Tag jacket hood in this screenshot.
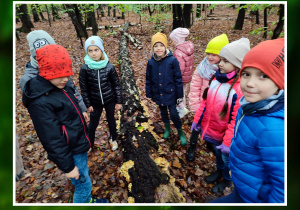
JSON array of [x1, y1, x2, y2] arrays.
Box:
[[176, 41, 194, 56], [22, 75, 56, 107]]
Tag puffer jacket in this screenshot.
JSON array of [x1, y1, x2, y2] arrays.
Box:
[[188, 72, 209, 113], [22, 75, 91, 173], [79, 63, 122, 108], [193, 72, 243, 147], [230, 104, 284, 203], [146, 50, 183, 106], [173, 41, 194, 84], [20, 61, 87, 112]]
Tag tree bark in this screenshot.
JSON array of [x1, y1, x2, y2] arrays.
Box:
[[99, 4, 105, 17], [272, 4, 284, 39], [148, 4, 155, 17], [118, 21, 185, 203], [233, 4, 246, 30], [255, 10, 259, 24], [196, 4, 201, 18], [31, 4, 40, 22], [172, 4, 183, 30], [183, 4, 192, 28], [36, 4, 46, 20], [113, 5, 116, 18], [51, 4, 61, 21], [45, 4, 51, 27], [17, 4, 33, 33], [263, 6, 268, 39], [108, 5, 111, 16], [86, 4, 98, 35]]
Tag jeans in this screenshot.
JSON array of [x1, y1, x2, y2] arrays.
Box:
[[159, 104, 182, 129], [70, 152, 92, 203], [89, 102, 117, 146], [210, 189, 245, 203], [214, 144, 231, 180]]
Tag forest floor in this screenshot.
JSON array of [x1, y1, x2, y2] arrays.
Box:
[[15, 5, 280, 203]]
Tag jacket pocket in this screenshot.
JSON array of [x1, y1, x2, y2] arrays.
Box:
[[62, 125, 69, 144]]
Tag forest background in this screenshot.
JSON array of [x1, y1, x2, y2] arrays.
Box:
[[0, 0, 298, 210]]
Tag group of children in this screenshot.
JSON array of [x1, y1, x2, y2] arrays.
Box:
[[19, 28, 284, 203]]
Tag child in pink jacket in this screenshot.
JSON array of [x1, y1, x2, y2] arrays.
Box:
[[188, 34, 229, 113], [170, 28, 194, 118]]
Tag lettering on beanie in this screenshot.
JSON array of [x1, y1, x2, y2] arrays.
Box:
[[272, 47, 284, 69]]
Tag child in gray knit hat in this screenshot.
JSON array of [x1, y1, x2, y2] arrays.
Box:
[[187, 38, 250, 193], [19, 30, 89, 123]]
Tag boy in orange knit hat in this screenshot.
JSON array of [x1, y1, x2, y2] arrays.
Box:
[[211, 38, 285, 203], [146, 32, 187, 145], [22, 44, 109, 203]]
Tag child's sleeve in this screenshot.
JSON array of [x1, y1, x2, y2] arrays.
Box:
[[108, 65, 123, 104], [193, 97, 206, 125], [28, 103, 75, 173], [79, 65, 91, 108], [68, 77, 87, 112], [145, 61, 153, 99], [173, 50, 186, 75], [19, 62, 38, 92], [172, 58, 183, 99], [259, 126, 284, 202], [188, 71, 204, 113]]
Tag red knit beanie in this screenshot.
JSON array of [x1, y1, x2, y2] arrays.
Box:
[[37, 44, 73, 80], [241, 38, 284, 89]]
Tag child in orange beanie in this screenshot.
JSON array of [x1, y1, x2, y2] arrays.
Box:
[[211, 38, 285, 203], [22, 44, 109, 203], [146, 32, 187, 145]]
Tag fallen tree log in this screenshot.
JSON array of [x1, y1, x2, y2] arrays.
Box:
[[117, 21, 185, 203], [123, 32, 142, 50], [86, 23, 140, 31]]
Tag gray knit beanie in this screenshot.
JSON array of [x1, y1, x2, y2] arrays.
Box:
[[27, 30, 56, 58], [219, 38, 250, 69]]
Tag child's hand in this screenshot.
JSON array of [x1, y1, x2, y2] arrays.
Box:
[[115, 104, 122, 111], [216, 143, 230, 154], [87, 106, 94, 113], [65, 166, 80, 180], [83, 112, 89, 123]]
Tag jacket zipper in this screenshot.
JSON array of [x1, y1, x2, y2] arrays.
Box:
[[201, 83, 222, 139], [62, 89, 91, 148], [62, 125, 69, 144], [98, 70, 104, 105]]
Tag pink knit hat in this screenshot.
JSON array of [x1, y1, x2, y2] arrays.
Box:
[[170, 28, 190, 44]]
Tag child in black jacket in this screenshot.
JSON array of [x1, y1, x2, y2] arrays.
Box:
[[22, 44, 108, 203]]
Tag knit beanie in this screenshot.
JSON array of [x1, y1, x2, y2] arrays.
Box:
[[151, 32, 168, 48], [27, 30, 56, 58], [219, 38, 250, 69], [85, 36, 105, 53], [37, 44, 73, 80], [205, 34, 229, 55], [170, 27, 190, 44], [241, 38, 284, 89]]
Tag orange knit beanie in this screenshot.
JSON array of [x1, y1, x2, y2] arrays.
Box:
[[151, 32, 168, 48]]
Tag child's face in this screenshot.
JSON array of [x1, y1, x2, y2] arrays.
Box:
[[87, 45, 103, 61], [153, 42, 166, 58], [206, 53, 220, 65], [240, 67, 279, 103], [49, 76, 69, 89], [170, 39, 178, 48], [219, 57, 236, 74]]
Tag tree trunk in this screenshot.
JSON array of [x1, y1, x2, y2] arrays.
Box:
[[100, 4, 105, 17], [17, 4, 33, 33], [255, 10, 259, 24], [31, 4, 40, 22], [233, 4, 246, 30], [272, 4, 284, 39], [118, 21, 185, 203], [183, 4, 192, 28], [196, 4, 201, 18], [86, 4, 98, 35], [45, 4, 51, 27], [113, 5, 116, 18], [263, 6, 268, 39], [37, 4, 46, 20], [108, 5, 111, 16], [148, 4, 155, 17], [172, 4, 183, 30], [202, 4, 205, 11]]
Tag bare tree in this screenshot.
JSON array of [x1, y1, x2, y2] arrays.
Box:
[[31, 4, 40, 22], [17, 4, 34, 33], [272, 4, 284, 39], [233, 4, 246, 30]]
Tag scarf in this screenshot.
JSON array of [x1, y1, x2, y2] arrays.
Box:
[[215, 69, 237, 83], [153, 49, 169, 61], [84, 52, 109, 70], [197, 57, 219, 80], [239, 89, 284, 114]]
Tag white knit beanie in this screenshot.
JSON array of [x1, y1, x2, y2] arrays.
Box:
[[219, 38, 250, 69]]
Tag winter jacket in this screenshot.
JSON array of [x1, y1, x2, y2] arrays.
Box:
[[188, 72, 209, 113], [146, 50, 183, 106], [79, 62, 122, 108], [22, 75, 91, 173], [20, 61, 87, 112], [173, 41, 194, 84], [193, 71, 243, 147], [230, 103, 284, 203]]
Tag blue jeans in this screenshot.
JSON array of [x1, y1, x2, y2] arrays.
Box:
[[210, 189, 245, 203], [159, 104, 182, 129], [70, 152, 92, 203], [214, 144, 231, 181]]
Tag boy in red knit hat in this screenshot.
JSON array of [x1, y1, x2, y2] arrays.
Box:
[[211, 38, 285, 203], [22, 44, 109, 203]]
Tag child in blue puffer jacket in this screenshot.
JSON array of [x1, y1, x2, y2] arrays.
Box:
[[146, 32, 187, 145], [211, 38, 285, 203]]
